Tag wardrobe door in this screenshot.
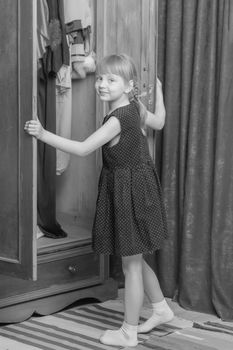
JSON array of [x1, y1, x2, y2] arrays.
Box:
[[96, 0, 158, 160], [0, 0, 37, 279]]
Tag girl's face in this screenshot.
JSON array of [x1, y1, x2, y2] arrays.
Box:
[[95, 73, 130, 104]]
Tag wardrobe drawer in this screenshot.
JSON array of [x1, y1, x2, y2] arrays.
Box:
[[38, 251, 102, 286]]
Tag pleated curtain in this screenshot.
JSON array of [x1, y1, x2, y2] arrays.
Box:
[[156, 0, 233, 321]]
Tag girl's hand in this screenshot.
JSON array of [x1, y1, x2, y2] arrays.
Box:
[[155, 77, 165, 112], [157, 77, 162, 88], [24, 118, 44, 140], [156, 78, 163, 103]]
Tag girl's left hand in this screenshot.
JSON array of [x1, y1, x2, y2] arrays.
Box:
[[24, 118, 44, 140]]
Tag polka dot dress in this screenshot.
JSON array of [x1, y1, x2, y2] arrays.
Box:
[[92, 101, 168, 256]]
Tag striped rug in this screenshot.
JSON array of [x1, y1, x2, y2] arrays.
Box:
[[0, 300, 188, 350], [1, 299, 232, 350]]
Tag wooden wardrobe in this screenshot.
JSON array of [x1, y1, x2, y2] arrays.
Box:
[[0, 0, 157, 323]]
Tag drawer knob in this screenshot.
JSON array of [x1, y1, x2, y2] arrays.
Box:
[[68, 265, 78, 274]]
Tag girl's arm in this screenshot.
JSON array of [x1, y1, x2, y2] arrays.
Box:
[[145, 78, 166, 130], [24, 117, 121, 157]]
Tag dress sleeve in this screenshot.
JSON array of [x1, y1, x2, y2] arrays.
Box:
[[109, 105, 130, 133]]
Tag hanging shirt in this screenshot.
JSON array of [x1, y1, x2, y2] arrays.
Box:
[[46, 0, 70, 74], [63, 0, 92, 62], [63, 0, 92, 28], [56, 37, 72, 175], [37, 0, 50, 60]]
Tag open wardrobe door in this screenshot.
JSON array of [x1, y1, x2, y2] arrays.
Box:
[[0, 0, 37, 280]]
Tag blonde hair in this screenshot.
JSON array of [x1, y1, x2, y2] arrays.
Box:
[[96, 54, 147, 127]]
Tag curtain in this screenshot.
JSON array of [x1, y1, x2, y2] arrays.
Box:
[[156, 0, 233, 321]]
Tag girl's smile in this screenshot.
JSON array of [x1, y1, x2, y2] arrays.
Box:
[[95, 73, 131, 108]]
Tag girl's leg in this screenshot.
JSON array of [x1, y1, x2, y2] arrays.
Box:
[[100, 254, 143, 347], [137, 258, 174, 333], [123, 254, 144, 325], [142, 258, 164, 302]]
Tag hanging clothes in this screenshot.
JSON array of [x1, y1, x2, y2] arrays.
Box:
[[56, 37, 72, 175], [62, 0, 94, 78], [63, 0, 92, 29], [37, 0, 69, 238], [55, 0, 95, 172], [46, 0, 70, 73], [56, 86, 72, 175], [37, 0, 50, 60]]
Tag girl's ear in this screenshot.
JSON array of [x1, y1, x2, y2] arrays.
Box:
[[125, 79, 134, 94]]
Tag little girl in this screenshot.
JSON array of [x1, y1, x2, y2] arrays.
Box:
[[25, 53, 174, 347]]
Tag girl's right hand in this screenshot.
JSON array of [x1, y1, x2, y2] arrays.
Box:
[[157, 78, 162, 88], [155, 78, 165, 111], [24, 118, 44, 140]]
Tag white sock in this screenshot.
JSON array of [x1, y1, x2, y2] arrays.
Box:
[[99, 321, 138, 347], [138, 299, 174, 333]]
